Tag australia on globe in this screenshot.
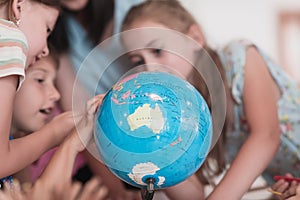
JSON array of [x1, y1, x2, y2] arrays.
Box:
[[94, 71, 212, 189]]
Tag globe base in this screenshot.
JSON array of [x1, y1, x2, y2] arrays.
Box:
[[141, 178, 155, 200]]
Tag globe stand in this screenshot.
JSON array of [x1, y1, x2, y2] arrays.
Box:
[[141, 178, 155, 200]]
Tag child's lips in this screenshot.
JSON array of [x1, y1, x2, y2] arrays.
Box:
[[39, 107, 54, 120]]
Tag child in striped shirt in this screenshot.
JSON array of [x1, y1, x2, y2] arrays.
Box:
[[0, 0, 75, 187]]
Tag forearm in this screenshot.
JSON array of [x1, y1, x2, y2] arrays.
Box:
[[0, 111, 75, 178], [0, 76, 18, 177], [164, 175, 205, 200], [208, 131, 279, 200], [0, 76, 18, 144], [0, 128, 59, 178], [38, 129, 82, 190]]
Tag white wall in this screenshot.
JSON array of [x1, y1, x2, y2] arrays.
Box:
[[180, 0, 300, 67]]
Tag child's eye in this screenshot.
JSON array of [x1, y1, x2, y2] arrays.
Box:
[[153, 48, 162, 55], [36, 78, 44, 83], [129, 55, 145, 66], [134, 59, 145, 66]]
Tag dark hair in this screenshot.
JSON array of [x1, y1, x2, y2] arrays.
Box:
[[48, 43, 60, 69], [32, 0, 60, 9], [122, 0, 233, 185], [49, 0, 114, 54]]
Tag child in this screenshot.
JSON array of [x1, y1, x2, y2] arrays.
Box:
[[0, 0, 75, 186], [0, 94, 108, 200], [10, 52, 61, 183], [11, 53, 60, 139], [46, 0, 147, 199], [121, 0, 300, 199]]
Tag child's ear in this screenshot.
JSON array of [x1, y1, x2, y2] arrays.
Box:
[[187, 24, 205, 48], [11, 0, 24, 23]]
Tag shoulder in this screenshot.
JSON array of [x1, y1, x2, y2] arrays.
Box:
[[0, 19, 28, 63], [0, 19, 28, 89], [217, 39, 269, 104], [0, 19, 28, 51], [219, 39, 254, 58], [218, 39, 268, 71]]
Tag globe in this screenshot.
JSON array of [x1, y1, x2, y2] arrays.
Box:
[[94, 71, 212, 189]]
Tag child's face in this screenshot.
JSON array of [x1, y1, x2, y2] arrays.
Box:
[[123, 20, 198, 78], [18, 1, 59, 67], [12, 56, 60, 133]]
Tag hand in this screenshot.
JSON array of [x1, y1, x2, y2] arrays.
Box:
[[42, 111, 75, 146], [0, 180, 26, 200], [283, 183, 300, 200], [72, 94, 104, 152], [0, 177, 109, 200], [271, 173, 299, 200], [74, 177, 109, 200], [286, 186, 300, 200], [51, 176, 109, 200]]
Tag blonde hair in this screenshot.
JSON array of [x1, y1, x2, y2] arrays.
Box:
[[0, 0, 16, 22], [123, 0, 197, 33], [122, 0, 233, 185]]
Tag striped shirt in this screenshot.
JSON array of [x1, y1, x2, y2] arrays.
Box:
[[0, 19, 28, 90]]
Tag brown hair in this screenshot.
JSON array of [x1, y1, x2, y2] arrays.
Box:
[[47, 43, 60, 69], [122, 0, 197, 35], [48, 0, 114, 54], [122, 0, 233, 185], [0, 0, 60, 24]]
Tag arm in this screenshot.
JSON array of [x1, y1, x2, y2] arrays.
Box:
[[207, 47, 281, 200], [0, 67, 74, 179], [0, 95, 107, 200], [0, 75, 18, 159], [37, 95, 104, 194], [163, 174, 205, 200], [0, 111, 74, 178], [0, 76, 18, 141], [0, 54, 89, 177]]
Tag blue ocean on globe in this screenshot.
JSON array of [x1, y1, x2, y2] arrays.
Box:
[[94, 71, 212, 189]]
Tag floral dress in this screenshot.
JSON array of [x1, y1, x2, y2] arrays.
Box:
[[217, 39, 300, 183]]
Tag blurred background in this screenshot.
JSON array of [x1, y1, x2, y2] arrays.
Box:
[[181, 0, 300, 83]]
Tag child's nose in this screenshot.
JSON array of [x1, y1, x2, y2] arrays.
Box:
[[49, 86, 61, 101], [41, 45, 50, 57], [36, 46, 50, 61], [143, 55, 157, 65]]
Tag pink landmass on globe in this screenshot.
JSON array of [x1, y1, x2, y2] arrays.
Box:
[[121, 90, 131, 99]]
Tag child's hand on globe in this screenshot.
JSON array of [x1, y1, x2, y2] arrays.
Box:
[[73, 94, 104, 152]]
